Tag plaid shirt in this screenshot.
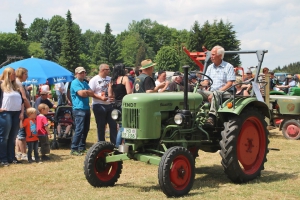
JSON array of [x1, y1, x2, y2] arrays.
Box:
[[205, 60, 236, 91]]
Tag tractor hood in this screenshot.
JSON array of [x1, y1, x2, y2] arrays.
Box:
[[122, 92, 203, 112]]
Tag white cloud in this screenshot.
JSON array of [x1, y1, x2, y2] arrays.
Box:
[[0, 0, 299, 69]]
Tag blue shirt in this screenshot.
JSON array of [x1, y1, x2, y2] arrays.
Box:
[[205, 60, 236, 91], [70, 79, 90, 110]]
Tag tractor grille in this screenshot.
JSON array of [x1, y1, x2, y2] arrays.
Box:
[[123, 108, 140, 129]]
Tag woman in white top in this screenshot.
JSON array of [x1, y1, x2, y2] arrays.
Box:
[[155, 70, 169, 92], [0, 67, 24, 166]]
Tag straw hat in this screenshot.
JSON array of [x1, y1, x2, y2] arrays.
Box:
[[286, 74, 293, 79], [140, 59, 156, 70]]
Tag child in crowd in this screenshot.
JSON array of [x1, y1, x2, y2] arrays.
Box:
[[57, 110, 73, 138], [15, 121, 27, 161], [23, 107, 42, 163], [37, 103, 52, 161]]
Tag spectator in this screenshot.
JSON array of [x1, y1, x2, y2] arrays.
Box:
[[57, 110, 73, 138], [0, 67, 24, 166], [135, 66, 141, 77], [54, 82, 65, 106], [133, 59, 166, 93], [155, 70, 169, 92], [16, 67, 31, 108], [108, 63, 132, 147], [276, 74, 296, 94], [70, 66, 98, 156], [269, 71, 279, 91], [128, 70, 135, 86], [37, 103, 51, 161], [15, 67, 31, 161], [235, 77, 250, 96], [188, 74, 198, 86], [23, 107, 41, 163], [201, 45, 236, 127], [89, 64, 117, 144], [169, 71, 194, 92], [34, 91, 57, 112], [39, 81, 50, 94], [244, 70, 254, 82]]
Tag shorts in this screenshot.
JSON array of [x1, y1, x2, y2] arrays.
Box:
[[38, 135, 50, 155], [17, 128, 26, 140]]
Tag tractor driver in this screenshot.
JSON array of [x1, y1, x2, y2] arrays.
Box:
[[133, 59, 166, 93], [200, 45, 236, 127]]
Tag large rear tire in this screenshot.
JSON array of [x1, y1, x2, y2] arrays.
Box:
[[84, 141, 122, 187], [282, 119, 300, 140], [219, 108, 269, 183], [158, 146, 195, 197]]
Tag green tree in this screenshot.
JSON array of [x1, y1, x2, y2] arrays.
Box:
[[15, 14, 28, 41], [276, 61, 300, 74], [28, 42, 45, 58], [204, 20, 241, 66], [81, 30, 101, 58], [0, 33, 29, 64], [119, 32, 154, 67], [155, 46, 179, 71], [59, 10, 81, 71], [27, 18, 48, 42], [41, 15, 65, 62], [128, 19, 172, 54], [93, 23, 118, 66]]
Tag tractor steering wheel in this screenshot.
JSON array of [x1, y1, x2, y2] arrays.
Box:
[[197, 73, 213, 90]]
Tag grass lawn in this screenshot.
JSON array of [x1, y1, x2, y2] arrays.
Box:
[[1, 117, 300, 200]]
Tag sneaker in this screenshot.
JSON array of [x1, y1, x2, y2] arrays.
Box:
[[16, 153, 22, 160], [10, 160, 22, 164], [21, 155, 28, 161], [70, 150, 83, 156], [41, 155, 51, 161], [1, 162, 9, 167], [79, 149, 88, 154], [32, 157, 35, 161]]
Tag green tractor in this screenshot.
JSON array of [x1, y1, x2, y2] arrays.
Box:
[[84, 49, 270, 197], [269, 87, 300, 140]]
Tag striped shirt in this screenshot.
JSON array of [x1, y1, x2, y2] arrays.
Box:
[[205, 60, 236, 91]]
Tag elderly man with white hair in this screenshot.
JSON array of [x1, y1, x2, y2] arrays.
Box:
[[200, 45, 236, 127]]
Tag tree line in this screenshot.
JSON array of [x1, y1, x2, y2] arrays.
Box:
[[4, 10, 295, 75]]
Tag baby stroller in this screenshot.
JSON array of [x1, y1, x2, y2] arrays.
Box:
[[50, 105, 74, 149]]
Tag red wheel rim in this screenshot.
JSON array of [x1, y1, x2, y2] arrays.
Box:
[[285, 124, 300, 138], [169, 155, 192, 190], [237, 117, 266, 175], [94, 149, 118, 181]]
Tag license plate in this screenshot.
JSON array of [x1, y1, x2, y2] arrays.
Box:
[[122, 128, 137, 139]]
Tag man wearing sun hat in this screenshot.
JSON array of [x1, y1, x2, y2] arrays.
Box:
[[133, 59, 166, 93]]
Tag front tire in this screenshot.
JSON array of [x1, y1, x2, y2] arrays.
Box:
[[282, 119, 300, 140], [84, 141, 122, 187], [219, 108, 269, 183], [158, 146, 195, 197]]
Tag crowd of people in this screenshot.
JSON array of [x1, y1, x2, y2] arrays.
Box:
[[2, 45, 296, 166]]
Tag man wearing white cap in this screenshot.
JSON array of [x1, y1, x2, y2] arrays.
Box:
[[70, 66, 99, 156]]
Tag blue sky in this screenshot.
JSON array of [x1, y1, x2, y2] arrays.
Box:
[[0, 0, 299, 70]]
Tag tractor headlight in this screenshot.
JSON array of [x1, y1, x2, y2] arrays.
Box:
[[174, 113, 184, 125], [111, 109, 121, 120]]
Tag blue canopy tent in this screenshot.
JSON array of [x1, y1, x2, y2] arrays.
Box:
[[0, 58, 74, 85]]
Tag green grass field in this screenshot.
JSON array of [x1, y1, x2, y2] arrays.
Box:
[[1, 119, 300, 200]]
